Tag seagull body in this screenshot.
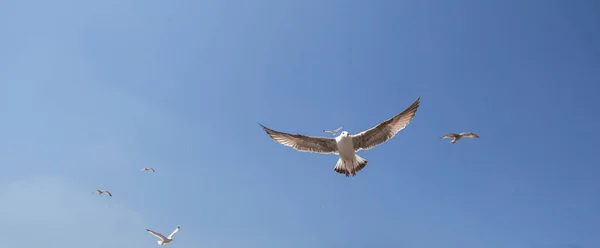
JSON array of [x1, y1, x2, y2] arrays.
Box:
[[94, 189, 112, 197], [141, 167, 155, 172], [323, 126, 343, 136], [440, 132, 480, 144], [260, 97, 420, 177], [147, 226, 180, 246]]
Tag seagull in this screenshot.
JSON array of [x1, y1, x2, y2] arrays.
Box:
[[141, 167, 155, 172], [146, 226, 180, 246], [260, 97, 420, 177], [440, 132, 480, 144], [323, 126, 343, 136], [93, 189, 112, 197]]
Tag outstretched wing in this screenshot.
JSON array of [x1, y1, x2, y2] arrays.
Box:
[[323, 129, 334, 133], [351, 97, 421, 151], [104, 191, 112, 197], [147, 229, 167, 241], [440, 133, 458, 139], [460, 132, 479, 138], [167, 226, 180, 239], [334, 126, 343, 132], [260, 124, 338, 154]]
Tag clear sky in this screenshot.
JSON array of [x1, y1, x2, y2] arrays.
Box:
[[1, 0, 598, 247]]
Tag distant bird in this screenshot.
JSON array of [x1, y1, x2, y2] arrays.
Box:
[[141, 167, 155, 172], [440, 132, 480, 144], [323, 126, 343, 136], [260, 97, 420, 177], [146, 226, 180, 246], [93, 189, 112, 197]]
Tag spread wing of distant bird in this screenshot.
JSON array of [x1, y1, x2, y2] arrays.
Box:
[[440, 133, 459, 139], [460, 132, 479, 138], [141, 167, 155, 172], [323, 126, 343, 135], [351, 97, 421, 151], [147, 229, 168, 241], [167, 226, 180, 239], [259, 124, 339, 154]]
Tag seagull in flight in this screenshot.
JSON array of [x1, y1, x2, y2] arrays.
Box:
[[93, 189, 112, 197], [323, 126, 343, 136], [146, 226, 180, 246], [440, 132, 480, 144], [260, 97, 420, 177], [141, 167, 155, 172]]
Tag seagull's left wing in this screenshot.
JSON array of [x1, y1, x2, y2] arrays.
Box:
[[351, 97, 421, 151], [260, 124, 338, 154], [104, 191, 112, 197], [334, 126, 343, 132], [167, 226, 180, 239]]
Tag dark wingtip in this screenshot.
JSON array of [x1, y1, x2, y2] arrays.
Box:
[[257, 122, 269, 131], [405, 96, 421, 115]]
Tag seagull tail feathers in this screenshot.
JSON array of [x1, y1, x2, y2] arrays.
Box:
[[334, 155, 368, 177]]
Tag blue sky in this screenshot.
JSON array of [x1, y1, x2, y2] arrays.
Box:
[[1, 0, 599, 247]]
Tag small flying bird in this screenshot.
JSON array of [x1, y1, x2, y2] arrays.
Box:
[[440, 132, 480, 144], [93, 189, 112, 197], [141, 167, 155, 172], [323, 126, 343, 136], [260, 97, 420, 177], [146, 226, 180, 246]]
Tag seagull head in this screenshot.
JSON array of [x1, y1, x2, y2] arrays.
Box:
[[340, 131, 349, 137]]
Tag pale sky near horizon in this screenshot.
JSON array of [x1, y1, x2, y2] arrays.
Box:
[[1, 0, 599, 247]]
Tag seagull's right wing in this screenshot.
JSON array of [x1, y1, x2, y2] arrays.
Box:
[[104, 191, 112, 197], [334, 126, 343, 132], [260, 124, 338, 154], [150, 168, 155, 172], [167, 226, 180, 239], [461, 132, 480, 138], [147, 229, 167, 241]]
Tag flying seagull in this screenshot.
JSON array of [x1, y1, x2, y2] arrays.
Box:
[[260, 97, 420, 177], [323, 126, 343, 136], [93, 189, 112, 197], [440, 132, 480, 144], [141, 167, 155, 172], [146, 226, 180, 246]]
